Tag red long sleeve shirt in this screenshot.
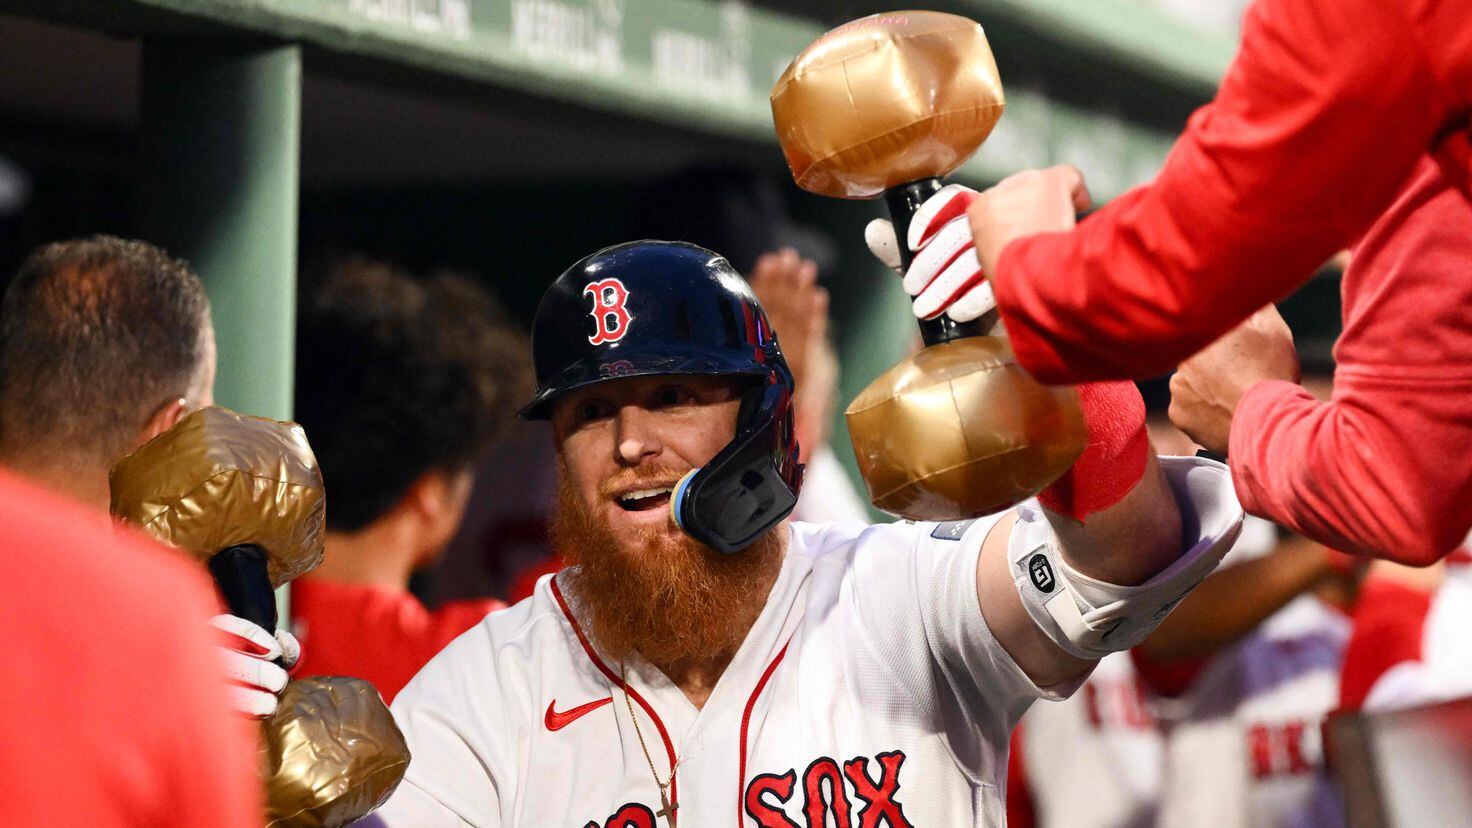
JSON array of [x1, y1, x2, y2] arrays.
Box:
[[992, 0, 1472, 563], [993, 0, 1472, 383], [1230, 158, 1472, 563]]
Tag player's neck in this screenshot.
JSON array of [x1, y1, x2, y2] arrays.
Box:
[[312, 520, 424, 590], [658, 652, 738, 709], [4, 452, 111, 514]]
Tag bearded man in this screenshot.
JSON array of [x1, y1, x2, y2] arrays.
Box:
[[376, 240, 1243, 827]]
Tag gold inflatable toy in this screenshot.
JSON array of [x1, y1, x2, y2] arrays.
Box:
[[772, 10, 1087, 520], [111, 406, 410, 828]]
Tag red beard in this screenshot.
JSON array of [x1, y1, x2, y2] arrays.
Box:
[[551, 465, 784, 667]]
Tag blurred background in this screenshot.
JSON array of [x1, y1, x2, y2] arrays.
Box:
[[0, 0, 1340, 597]]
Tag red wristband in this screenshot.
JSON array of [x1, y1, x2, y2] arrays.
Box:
[[1037, 381, 1149, 522]]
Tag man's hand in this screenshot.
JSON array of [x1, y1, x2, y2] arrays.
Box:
[[748, 248, 826, 390], [864, 184, 995, 323], [1169, 305, 1300, 454], [749, 248, 832, 459], [210, 614, 300, 719], [966, 165, 1091, 279]]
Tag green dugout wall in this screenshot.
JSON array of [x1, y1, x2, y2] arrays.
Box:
[[0, 0, 1231, 508]]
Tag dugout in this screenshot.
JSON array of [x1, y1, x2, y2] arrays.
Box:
[[0, 0, 1346, 594], [0, 0, 1239, 422]]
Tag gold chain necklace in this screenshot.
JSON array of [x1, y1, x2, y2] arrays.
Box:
[[621, 664, 678, 827]]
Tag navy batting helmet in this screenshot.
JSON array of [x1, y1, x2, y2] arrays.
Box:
[[520, 240, 802, 553]]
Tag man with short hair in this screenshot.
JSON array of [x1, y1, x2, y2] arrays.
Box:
[[378, 241, 1243, 826], [0, 235, 298, 721], [289, 260, 525, 703], [0, 234, 215, 510]]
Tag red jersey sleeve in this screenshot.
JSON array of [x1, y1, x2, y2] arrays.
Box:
[[991, 0, 1463, 383], [1228, 159, 1472, 564]]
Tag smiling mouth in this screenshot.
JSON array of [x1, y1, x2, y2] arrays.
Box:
[[616, 486, 675, 512]]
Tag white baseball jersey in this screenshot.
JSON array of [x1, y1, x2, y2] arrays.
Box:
[[1151, 579, 1349, 826], [1017, 651, 1163, 828], [379, 513, 1059, 827]]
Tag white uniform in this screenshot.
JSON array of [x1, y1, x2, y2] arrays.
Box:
[[1150, 518, 1350, 828], [379, 461, 1236, 828], [381, 515, 1048, 827], [1017, 652, 1164, 828]]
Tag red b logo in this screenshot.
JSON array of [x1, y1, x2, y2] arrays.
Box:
[[584, 278, 633, 345]]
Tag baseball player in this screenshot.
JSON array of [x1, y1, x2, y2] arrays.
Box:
[[1136, 517, 1353, 827], [376, 240, 1243, 827]]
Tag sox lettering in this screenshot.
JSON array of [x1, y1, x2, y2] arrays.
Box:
[[585, 278, 634, 345], [742, 750, 913, 828], [584, 803, 656, 828], [585, 751, 911, 828]]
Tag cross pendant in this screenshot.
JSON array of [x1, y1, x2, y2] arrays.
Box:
[[655, 789, 678, 827]]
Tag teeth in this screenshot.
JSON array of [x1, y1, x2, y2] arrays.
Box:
[[619, 486, 673, 502]]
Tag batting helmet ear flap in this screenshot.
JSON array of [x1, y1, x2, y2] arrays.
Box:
[[672, 367, 802, 553]]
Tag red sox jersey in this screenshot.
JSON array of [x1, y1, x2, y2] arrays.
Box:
[[378, 514, 1062, 827], [1145, 519, 1350, 828]]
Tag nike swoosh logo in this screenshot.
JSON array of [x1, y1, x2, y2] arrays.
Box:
[[545, 697, 613, 731]]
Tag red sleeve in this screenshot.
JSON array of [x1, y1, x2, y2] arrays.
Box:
[[991, 0, 1459, 383], [1228, 160, 1472, 564], [1339, 578, 1433, 711]]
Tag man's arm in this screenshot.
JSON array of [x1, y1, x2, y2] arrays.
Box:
[[973, 382, 1238, 688], [983, 0, 1449, 383], [977, 453, 1181, 686], [1175, 161, 1472, 563], [1136, 534, 1350, 663]]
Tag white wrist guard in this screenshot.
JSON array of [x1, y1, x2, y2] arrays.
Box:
[[1009, 455, 1244, 660]]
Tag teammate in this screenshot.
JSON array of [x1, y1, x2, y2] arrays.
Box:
[[0, 235, 215, 511], [1, 467, 260, 826], [289, 260, 524, 703], [867, 0, 1472, 563], [0, 235, 298, 720], [376, 240, 1242, 826]]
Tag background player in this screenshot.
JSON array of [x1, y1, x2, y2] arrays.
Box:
[[376, 240, 1242, 826], [289, 259, 526, 703]]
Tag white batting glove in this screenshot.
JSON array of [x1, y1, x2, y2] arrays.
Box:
[[210, 614, 300, 719], [864, 183, 996, 323]]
